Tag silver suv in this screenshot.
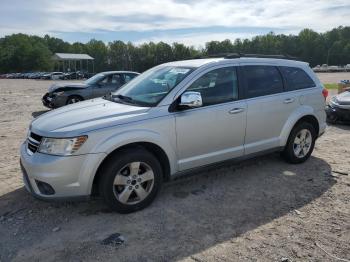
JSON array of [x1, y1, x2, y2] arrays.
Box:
[[20, 57, 327, 213]]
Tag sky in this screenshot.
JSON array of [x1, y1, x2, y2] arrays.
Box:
[[0, 0, 349, 47]]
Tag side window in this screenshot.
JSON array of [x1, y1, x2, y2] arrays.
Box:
[[124, 75, 132, 83], [99, 76, 109, 85], [280, 66, 316, 91], [111, 74, 122, 85], [243, 65, 283, 98], [124, 74, 137, 83], [186, 67, 238, 106]]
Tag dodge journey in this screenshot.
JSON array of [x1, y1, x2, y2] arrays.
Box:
[[20, 56, 327, 213]]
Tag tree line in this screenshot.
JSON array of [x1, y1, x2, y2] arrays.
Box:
[[0, 26, 349, 73]]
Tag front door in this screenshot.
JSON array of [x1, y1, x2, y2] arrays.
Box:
[[93, 74, 122, 97], [175, 66, 247, 171]]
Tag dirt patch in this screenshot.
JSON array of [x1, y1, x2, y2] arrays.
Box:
[[316, 72, 350, 84], [0, 79, 349, 262]]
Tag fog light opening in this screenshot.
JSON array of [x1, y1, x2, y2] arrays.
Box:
[[35, 180, 55, 195]]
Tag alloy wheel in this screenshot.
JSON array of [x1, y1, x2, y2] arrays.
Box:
[[112, 162, 154, 205], [68, 98, 80, 104], [293, 129, 312, 158]]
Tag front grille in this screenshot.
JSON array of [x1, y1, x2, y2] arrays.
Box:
[[27, 132, 42, 154]]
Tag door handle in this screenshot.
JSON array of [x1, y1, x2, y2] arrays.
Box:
[[283, 98, 295, 104], [229, 108, 244, 114]]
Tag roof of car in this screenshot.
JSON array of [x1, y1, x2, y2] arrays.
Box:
[[101, 71, 140, 75], [163, 57, 308, 68]]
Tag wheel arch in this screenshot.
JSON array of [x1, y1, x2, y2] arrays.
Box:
[[280, 107, 320, 147], [293, 115, 319, 135], [66, 94, 84, 104], [91, 141, 172, 195]]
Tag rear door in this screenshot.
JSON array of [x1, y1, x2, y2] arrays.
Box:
[[241, 64, 300, 154]]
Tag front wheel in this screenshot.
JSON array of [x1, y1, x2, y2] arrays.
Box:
[[282, 122, 316, 164], [99, 148, 163, 213], [66, 96, 83, 105], [326, 111, 338, 124]]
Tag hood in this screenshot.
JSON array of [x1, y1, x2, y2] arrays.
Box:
[[48, 82, 88, 93], [334, 91, 350, 105], [31, 98, 150, 137]]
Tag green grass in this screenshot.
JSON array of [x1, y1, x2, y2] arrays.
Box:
[[323, 83, 338, 89]]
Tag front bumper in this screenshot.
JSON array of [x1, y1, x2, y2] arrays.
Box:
[[326, 105, 350, 121], [42, 93, 54, 108], [20, 142, 106, 200], [42, 93, 67, 108]]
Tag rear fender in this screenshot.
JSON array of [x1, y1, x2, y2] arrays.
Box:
[[279, 105, 317, 147]]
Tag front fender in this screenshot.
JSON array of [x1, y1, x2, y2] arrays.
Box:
[[91, 128, 178, 173], [279, 105, 318, 147]]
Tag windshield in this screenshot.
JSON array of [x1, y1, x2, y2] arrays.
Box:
[[110, 66, 194, 106], [85, 73, 105, 85]]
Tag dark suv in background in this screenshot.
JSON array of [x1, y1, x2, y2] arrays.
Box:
[[42, 71, 139, 108]]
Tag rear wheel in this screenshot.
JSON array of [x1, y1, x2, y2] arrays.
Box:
[[99, 148, 163, 213], [282, 122, 316, 164], [66, 95, 83, 105]]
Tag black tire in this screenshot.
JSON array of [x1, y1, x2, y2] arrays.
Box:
[[282, 122, 316, 164], [98, 148, 163, 213], [66, 95, 83, 105], [326, 113, 338, 124]]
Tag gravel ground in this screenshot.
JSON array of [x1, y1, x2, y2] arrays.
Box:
[[0, 77, 349, 262], [317, 72, 350, 84]]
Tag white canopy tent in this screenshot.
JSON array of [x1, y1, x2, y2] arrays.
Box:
[[53, 53, 95, 74]]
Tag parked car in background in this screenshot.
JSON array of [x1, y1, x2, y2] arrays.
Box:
[[61, 71, 85, 80], [41, 72, 65, 80], [326, 91, 350, 123], [312, 65, 321, 72], [29, 72, 46, 79], [22, 56, 327, 213], [42, 71, 139, 108]]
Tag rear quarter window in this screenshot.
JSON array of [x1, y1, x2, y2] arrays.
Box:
[[125, 73, 138, 83], [243, 65, 284, 98], [280, 66, 316, 91]]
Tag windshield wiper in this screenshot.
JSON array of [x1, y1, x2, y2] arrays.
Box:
[[110, 94, 137, 105], [112, 94, 133, 102], [107, 93, 150, 107]]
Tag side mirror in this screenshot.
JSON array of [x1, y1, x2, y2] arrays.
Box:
[[179, 91, 203, 108]]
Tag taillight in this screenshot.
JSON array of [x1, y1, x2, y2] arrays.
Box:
[[322, 88, 328, 100]]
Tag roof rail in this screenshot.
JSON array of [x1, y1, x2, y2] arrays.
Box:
[[207, 53, 240, 59], [194, 53, 299, 60], [234, 53, 299, 60]]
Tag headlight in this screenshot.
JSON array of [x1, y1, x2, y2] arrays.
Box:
[[330, 96, 338, 105], [38, 136, 87, 156], [53, 91, 64, 96]]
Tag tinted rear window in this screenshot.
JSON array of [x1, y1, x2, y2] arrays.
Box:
[[280, 66, 316, 91], [243, 65, 283, 98]]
